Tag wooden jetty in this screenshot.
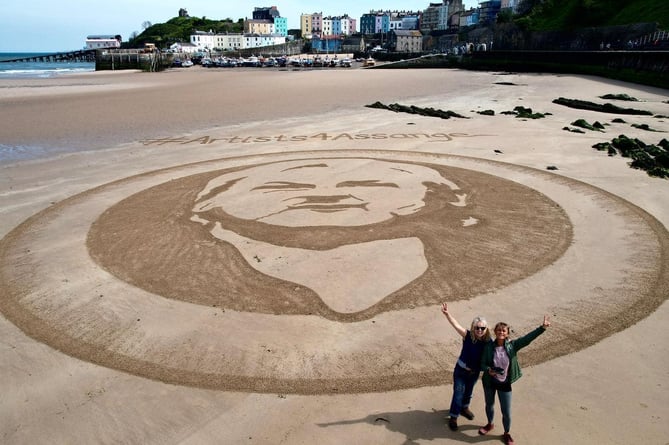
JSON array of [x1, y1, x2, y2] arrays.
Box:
[[0, 49, 97, 63]]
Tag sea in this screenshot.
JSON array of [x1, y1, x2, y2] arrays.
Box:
[[0, 52, 96, 163], [0, 52, 94, 78]]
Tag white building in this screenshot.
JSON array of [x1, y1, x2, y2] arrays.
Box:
[[218, 34, 244, 51], [85, 35, 121, 49], [244, 34, 286, 49], [190, 30, 217, 51], [169, 42, 199, 54], [190, 30, 285, 51], [340, 16, 354, 35]]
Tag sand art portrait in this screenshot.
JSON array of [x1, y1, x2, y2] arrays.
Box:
[[0, 152, 667, 394], [87, 157, 570, 320], [190, 159, 469, 313]]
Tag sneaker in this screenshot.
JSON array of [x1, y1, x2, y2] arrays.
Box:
[[503, 432, 515, 445], [478, 423, 494, 435], [448, 417, 458, 431], [461, 407, 475, 420]]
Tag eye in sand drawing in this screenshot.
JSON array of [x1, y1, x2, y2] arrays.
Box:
[[191, 158, 470, 313]]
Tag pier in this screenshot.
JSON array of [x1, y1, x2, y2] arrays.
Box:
[[1, 49, 97, 63]]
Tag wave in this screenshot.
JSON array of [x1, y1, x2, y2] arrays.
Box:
[[0, 66, 94, 78], [0, 143, 76, 164]]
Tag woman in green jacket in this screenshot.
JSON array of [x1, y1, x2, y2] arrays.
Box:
[[478, 315, 551, 445]]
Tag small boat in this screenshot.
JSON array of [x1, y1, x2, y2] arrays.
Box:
[[339, 58, 352, 67], [181, 59, 194, 67], [242, 56, 260, 67]]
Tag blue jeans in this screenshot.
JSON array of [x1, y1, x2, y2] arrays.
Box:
[[449, 366, 480, 418], [483, 382, 512, 433]]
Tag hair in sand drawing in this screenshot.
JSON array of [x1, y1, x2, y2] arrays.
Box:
[[191, 158, 467, 230]]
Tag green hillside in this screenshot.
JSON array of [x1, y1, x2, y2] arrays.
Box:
[[522, 0, 669, 30], [127, 16, 243, 48]]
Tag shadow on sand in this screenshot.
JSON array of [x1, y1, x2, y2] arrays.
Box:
[[317, 409, 497, 444]]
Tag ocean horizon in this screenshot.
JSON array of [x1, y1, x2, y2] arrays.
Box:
[[0, 52, 94, 79]]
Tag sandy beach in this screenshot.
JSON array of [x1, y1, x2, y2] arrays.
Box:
[[1, 65, 668, 444]]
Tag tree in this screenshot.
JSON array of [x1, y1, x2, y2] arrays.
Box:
[[142, 21, 152, 30], [496, 9, 513, 24]]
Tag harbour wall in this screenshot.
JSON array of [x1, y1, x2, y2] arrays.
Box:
[[375, 50, 669, 89]]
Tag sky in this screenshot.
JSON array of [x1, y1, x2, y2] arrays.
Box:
[[0, 0, 478, 52]]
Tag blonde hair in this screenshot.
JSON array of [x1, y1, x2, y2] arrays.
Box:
[[469, 316, 492, 342]]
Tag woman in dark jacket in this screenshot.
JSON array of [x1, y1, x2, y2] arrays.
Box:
[[478, 315, 551, 445], [441, 303, 492, 431]]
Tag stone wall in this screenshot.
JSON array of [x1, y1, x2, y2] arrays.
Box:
[[492, 22, 660, 51]]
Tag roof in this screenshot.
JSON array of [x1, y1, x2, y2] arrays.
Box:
[[393, 30, 422, 37], [86, 35, 118, 40]]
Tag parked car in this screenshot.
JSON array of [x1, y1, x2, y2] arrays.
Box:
[[339, 58, 352, 67]]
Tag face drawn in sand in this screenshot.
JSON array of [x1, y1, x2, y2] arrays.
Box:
[[191, 159, 467, 227], [1, 151, 666, 394], [87, 157, 570, 321], [190, 159, 468, 313]]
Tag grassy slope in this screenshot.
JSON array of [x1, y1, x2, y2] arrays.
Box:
[[529, 0, 669, 31]]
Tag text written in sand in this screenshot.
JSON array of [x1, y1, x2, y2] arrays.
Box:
[[140, 132, 490, 146]]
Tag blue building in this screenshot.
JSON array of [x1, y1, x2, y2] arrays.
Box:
[[310, 36, 342, 53], [478, 0, 501, 25]]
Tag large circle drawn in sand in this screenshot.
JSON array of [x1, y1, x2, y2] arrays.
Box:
[[0, 150, 667, 394], [87, 157, 571, 321]]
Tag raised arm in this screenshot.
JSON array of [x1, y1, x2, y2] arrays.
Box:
[[513, 314, 552, 350], [441, 303, 467, 338], [542, 314, 551, 329]]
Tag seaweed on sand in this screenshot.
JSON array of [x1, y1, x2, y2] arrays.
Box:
[[592, 136, 669, 178], [599, 93, 639, 102], [501, 106, 548, 119], [563, 127, 586, 133], [631, 123, 662, 132], [553, 97, 653, 115], [571, 119, 605, 131], [365, 102, 468, 119]]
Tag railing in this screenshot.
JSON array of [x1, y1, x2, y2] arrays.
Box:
[[0, 49, 96, 63], [629, 29, 669, 49]]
